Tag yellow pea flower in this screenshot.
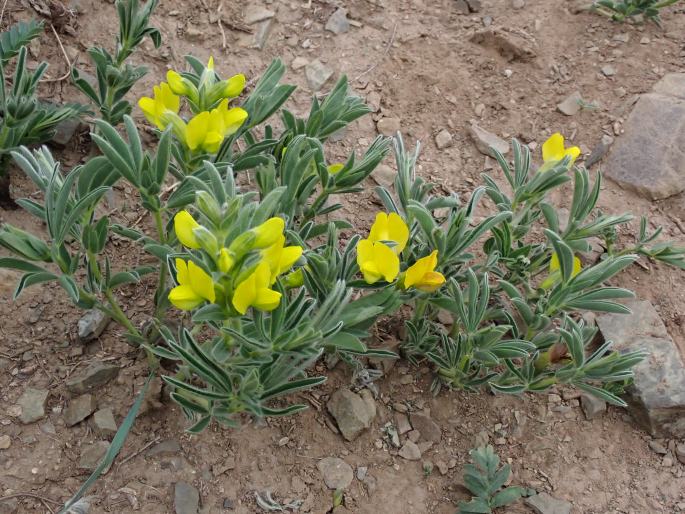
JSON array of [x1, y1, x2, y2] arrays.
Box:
[[168, 258, 216, 310], [327, 163, 344, 175], [174, 210, 202, 249], [541, 133, 581, 167], [368, 212, 409, 254], [403, 250, 446, 293], [540, 252, 582, 290], [166, 69, 197, 98], [183, 100, 248, 154], [261, 235, 303, 284], [232, 261, 282, 314], [253, 217, 285, 249], [218, 248, 234, 273], [138, 82, 180, 130], [356, 239, 400, 284], [221, 73, 246, 99]]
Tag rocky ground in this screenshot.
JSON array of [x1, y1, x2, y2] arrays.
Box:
[[1, 0, 685, 513]]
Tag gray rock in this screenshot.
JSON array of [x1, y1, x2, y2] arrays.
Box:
[[327, 388, 376, 441], [252, 18, 274, 50], [66, 362, 120, 394], [482, 15, 493, 26], [453, 0, 470, 14], [376, 117, 401, 137], [557, 91, 583, 116], [395, 413, 412, 435], [466, 0, 482, 12], [79, 441, 110, 471], [370, 164, 396, 189], [317, 457, 353, 489], [91, 408, 117, 437], [409, 413, 442, 443], [356, 466, 368, 481], [605, 74, 685, 200], [525, 493, 572, 514], [0, 434, 10, 449], [511, 0, 525, 8], [585, 134, 614, 168], [435, 129, 453, 150], [305, 60, 334, 92], [398, 440, 422, 461], [291, 56, 308, 71], [597, 300, 685, 437], [64, 394, 97, 426], [147, 439, 183, 458], [17, 388, 49, 424], [468, 123, 510, 157], [601, 65, 616, 77], [580, 393, 606, 420], [243, 5, 274, 24], [648, 440, 667, 454], [78, 310, 110, 342], [50, 118, 83, 148], [676, 443, 685, 464], [325, 8, 350, 34], [174, 481, 200, 514]]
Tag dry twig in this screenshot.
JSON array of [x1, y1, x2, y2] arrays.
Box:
[[42, 23, 72, 83]]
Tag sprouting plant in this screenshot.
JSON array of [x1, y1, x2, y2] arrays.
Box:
[[457, 446, 526, 514], [593, 0, 682, 24], [0, 20, 84, 207]]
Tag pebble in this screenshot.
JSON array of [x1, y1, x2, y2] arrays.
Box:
[[91, 408, 118, 437], [409, 413, 442, 443], [376, 117, 401, 137], [291, 56, 308, 71], [174, 481, 200, 514], [601, 65, 616, 77], [436, 460, 449, 475], [0, 434, 10, 449], [435, 129, 453, 150], [325, 8, 350, 34], [395, 413, 412, 435], [398, 440, 422, 461], [17, 388, 49, 424], [557, 91, 583, 116], [474, 103, 486, 117], [512, 0, 525, 8], [66, 362, 120, 394], [77, 310, 110, 342], [305, 60, 334, 92], [468, 123, 509, 157], [317, 457, 353, 489], [580, 394, 606, 420], [327, 388, 376, 441], [649, 440, 668, 455], [366, 91, 381, 112], [525, 492, 572, 514], [64, 394, 97, 427], [356, 466, 368, 481]]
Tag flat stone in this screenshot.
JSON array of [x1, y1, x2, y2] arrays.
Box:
[[66, 362, 120, 394], [557, 91, 583, 116], [435, 129, 453, 150], [243, 5, 274, 24], [0, 434, 10, 449], [395, 413, 412, 435], [252, 18, 274, 50], [368, 339, 400, 374], [174, 481, 200, 514], [676, 443, 685, 464], [50, 118, 83, 148], [466, 0, 482, 12], [317, 457, 353, 489], [649, 440, 667, 454], [327, 388, 376, 441], [597, 300, 685, 437], [468, 123, 510, 157], [146, 439, 183, 458], [398, 440, 422, 461], [376, 117, 401, 137], [370, 164, 396, 189], [525, 493, 571, 514], [409, 413, 442, 443], [64, 394, 97, 426], [325, 8, 350, 34], [78, 310, 110, 342], [305, 59, 333, 92], [91, 408, 117, 437], [291, 56, 308, 70], [601, 65, 616, 77], [580, 393, 606, 420], [453, 0, 470, 14], [79, 441, 110, 471], [469, 28, 536, 62], [652, 73, 685, 100], [17, 388, 49, 424], [605, 77, 685, 200], [512, 0, 525, 8]]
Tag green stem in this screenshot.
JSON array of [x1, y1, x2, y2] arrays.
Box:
[[105, 289, 142, 339], [152, 209, 168, 318]]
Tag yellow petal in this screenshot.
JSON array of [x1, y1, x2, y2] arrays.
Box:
[[185, 111, 209, 151], [284, 268, 304, 288], [327, 163, 344, 175], [218, 248, 234, 273], [254, 261, 272, 289], [572, 256, 582, 277], [207, 56, 215, 70], [202, 131, 224, 154], [168, 284, 204, 310], [223, 73, 246, 98], [232, 271, 256, 315], [174, 211, 201, 249], [549, 252, 560, 272], [279, 246, 303, 273], [415, 271, 445, 293], [542, 133, 565, 163], [159, 82, 180, 113], [166, 70, 187, 95], [175, 258, 189, 285], [387, 213, 409, 253], [565, 146, 581, 164], [369, 212, 389, 244], [404, 250, 438, 289], [187, 260, 215, 303], [138, 97, 158, 126], [221, 107, 248, 137], [373, 242, 400, 282], [253, 288, 282, 311], [253, 217, 285, 248], [356, 239, 381, 284]]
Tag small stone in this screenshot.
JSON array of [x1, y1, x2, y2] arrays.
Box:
[[453, 0, 470, 14], [601, 65, 616, 77], [482, 15, 493, 26], [548, 393, 562, 404], [174, 481, 200, 514], [51, 118, 83, 148], [291, 56, 308, 70], [511, 0, 525, 8], [466, 0, 482, 12], [327, 388, 376, 441], [649, 440, 668, 455], [17, 388, 49, 424], [252, 19, 274, 50], [185, 26, 204, 41], [524, 492, 572, 514], [474, 103, 486, 117], [395, 413, 412, 435], [409, 413, 442, 443], [317, 457, 353, 489], [435, 129, 453, 150], [305, 60, 334, 92], [66, 362, 120, 394], [557, 91, 583, 116], [407, 429, 420, 443], [503, 68, 513, 78], [376, 117, 401, 137], [146, 439, 183, 458], [79, 441, 110, 471], [470, 28, 536, 62], [243, 5, 275, 24], [468, 123, 509, 157], [585, 134, 614, 168], [640, 36, 650, 45], [64, 394, 97, 426], [222, 498, 235, 510], [370, 164, 396, 189], [662, 454, 674, 467], [436, 460, 449, 475], [325, 8, 350, 34], [366, 91, 381, 113], [675, 443, 685, 464], [580, 394, 606, 420], [0, 434, 10, 449], [91, 408, 117, 437], [362, 474, 377, 495], [398, 440, 422, 461], [356, 466, 368, 481]]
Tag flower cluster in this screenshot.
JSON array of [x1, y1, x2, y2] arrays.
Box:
[[138, 57, 248, 155], [169, 211, 302, 315], [357, 212, 446, 292]]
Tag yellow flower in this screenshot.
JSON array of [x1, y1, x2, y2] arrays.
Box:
[[542, 133, 581, 166], [221, 73, 246, 99], [327, 163, 344, 175], [138, 82, 180, 130], [183, 100, 248, 153], [232, 261, 282, 314], [368, 212, 409, 254], [218, 248, 234, 273], [540, 252, 582, 289], [403, 250, 446, 293], [261, 235, 303, 284], [356, 239, 400, 284], [253, 217, 285, 249], [174, 211, 201, 249], [166, 70, 194, 97], [168, 258, 216, 310]]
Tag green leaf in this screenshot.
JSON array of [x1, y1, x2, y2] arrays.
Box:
[[491, 487, 524, 508], [0, 20, 43, 65], [261, 376, 327, 400], [324, 332, 367, 353]]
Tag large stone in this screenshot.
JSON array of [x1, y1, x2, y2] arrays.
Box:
[[327, 388, 376, 441], [243, 5, 274, 24], [468, 123, 509, 157], [317, 457, 353, 489], [524, 493, 572, 514], [174, 481, 200, 514], [64, 394, 97, 426], [605, 74, 685, 200], [305, 60, 333, 92], [78, 310, 110, 342], [409, 413, 442, 443], [252, 19, 274, 50], [597, 300, 685, 437], [17, 388, 49, 424], [325, 8, 350, 34], [66, 362, 120, 394]]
